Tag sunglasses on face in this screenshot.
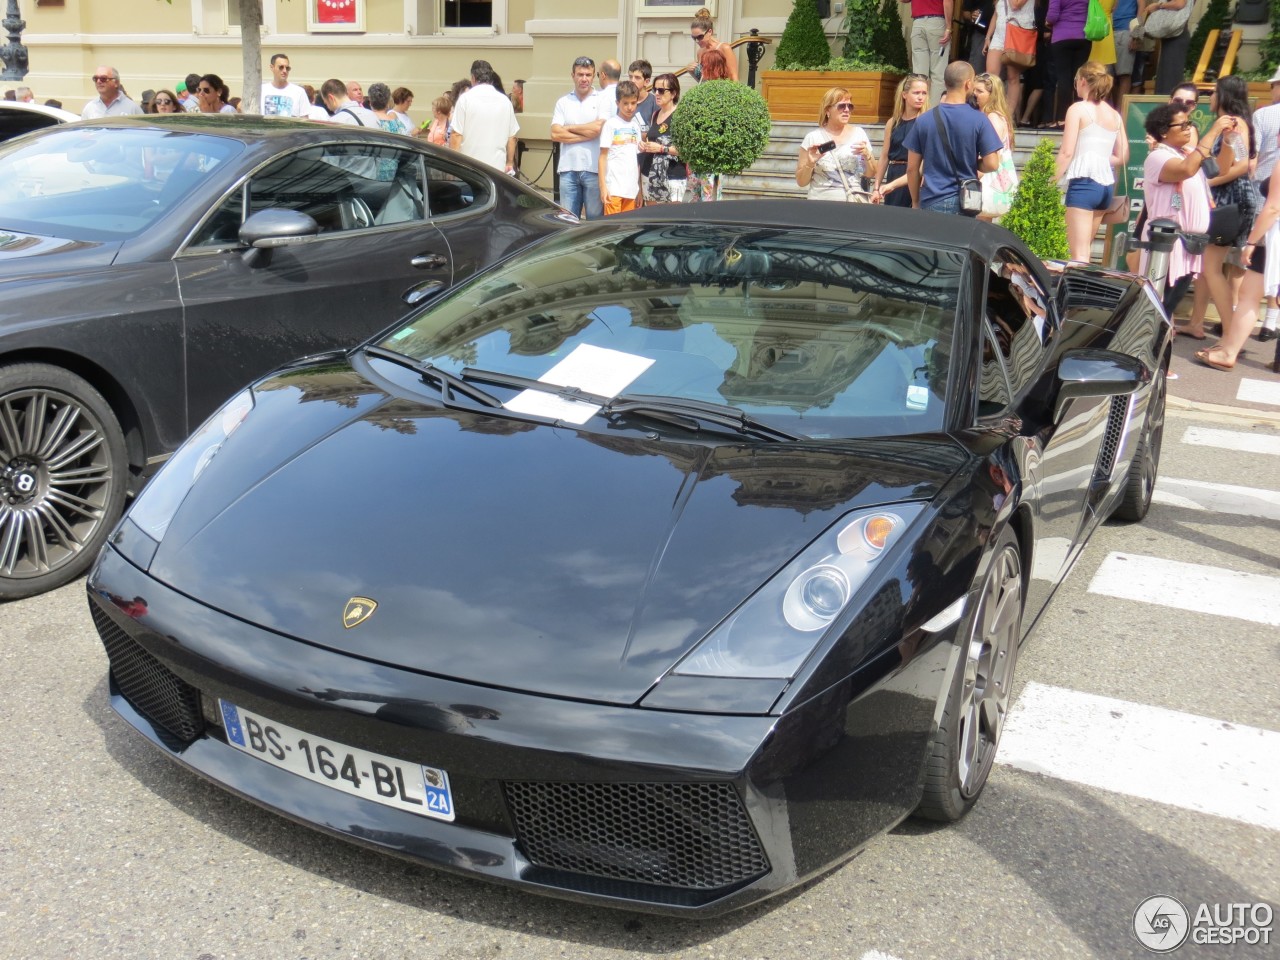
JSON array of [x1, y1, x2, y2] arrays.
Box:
[[1167, 120, 1195, 130], [691, 32, 706, 40], [153, 98, 174, 106], [197, 86, 215, 94], [654, 87, 672, 93], [834, 102, 854, 110], [92, 76, 113, 83], [275, 65, 291, 71], [1172, 97, 1197, 108]]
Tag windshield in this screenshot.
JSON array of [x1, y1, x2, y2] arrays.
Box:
[[0, 126, 244, 241], [379, 223, 965, 439]]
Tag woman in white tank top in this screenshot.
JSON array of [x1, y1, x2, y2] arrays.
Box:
[[1054, 61, 1128, 263]]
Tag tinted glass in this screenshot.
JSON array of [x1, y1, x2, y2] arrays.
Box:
[[0, 126, 243, 240], [380, 223, 964, 439], [986, 250, 1051, 396]]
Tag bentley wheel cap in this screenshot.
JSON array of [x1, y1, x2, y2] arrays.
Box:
[[343, 597, 378, 628]]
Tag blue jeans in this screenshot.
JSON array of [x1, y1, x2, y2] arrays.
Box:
[[922, 193, 961, 215], [559, 170, 603, 221]]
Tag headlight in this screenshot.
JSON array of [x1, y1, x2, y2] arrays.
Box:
[[673, 504, 923, 679], [128, 389, 254, 542]]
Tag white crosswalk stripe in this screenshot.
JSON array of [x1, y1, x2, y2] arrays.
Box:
[[1087, 552, 1280, 626], [1237, 377, 1280, 407], [999, 682, 1280, 831], [1152, 476, 1280, 521], [1181, 425, 1280, 455]]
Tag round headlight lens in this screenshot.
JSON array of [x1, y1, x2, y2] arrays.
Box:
[[800, 565, 849, 619]]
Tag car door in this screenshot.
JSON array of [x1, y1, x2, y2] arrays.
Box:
[[174, 140, 454, 433]]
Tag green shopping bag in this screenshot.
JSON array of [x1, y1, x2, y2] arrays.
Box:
[[1085, 0, 1111, 41]]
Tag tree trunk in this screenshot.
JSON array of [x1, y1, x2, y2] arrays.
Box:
[[239, 0, 264, 114]]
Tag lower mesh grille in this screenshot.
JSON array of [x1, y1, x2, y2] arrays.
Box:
[[1096, 395, 1129, 479], [504, 781, 769, 891], [91, 603, 203, 743]]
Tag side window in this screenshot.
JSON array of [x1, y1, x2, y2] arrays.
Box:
[[985, 251, 1051, 397], [978, 321, 1012, 417], [189, 187, 246, 248], [423, 158, 490, 218]]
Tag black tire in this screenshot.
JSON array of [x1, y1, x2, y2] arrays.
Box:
[[916, 527, 1023, 822], [0, 363, 127, 600], [1112, 359, 1167, 523]]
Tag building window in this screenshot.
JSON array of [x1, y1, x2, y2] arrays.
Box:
[[441, 0, 492, 29]]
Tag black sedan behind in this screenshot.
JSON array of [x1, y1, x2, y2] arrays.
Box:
[[0, 115, 566, 598]]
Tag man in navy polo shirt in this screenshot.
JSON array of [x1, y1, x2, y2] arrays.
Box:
[[905, 61, 1003, 215]]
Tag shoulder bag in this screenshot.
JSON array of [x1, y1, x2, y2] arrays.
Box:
[[1144, 1, 1191, 39], [1001, 1, 1038, 67], [933, 108, 983, 217]]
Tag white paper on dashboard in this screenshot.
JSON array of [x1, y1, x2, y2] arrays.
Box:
[[504, 344, 654, 425]]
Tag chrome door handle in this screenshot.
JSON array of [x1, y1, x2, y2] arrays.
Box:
[[411, 253, 447, 269]]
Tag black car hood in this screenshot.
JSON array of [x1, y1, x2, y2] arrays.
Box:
[[148, 366, 966, 705], [0, 228, 118, 267]]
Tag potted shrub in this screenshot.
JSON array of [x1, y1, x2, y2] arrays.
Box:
[[762, 0, 907, 123], [1001, 140, 1069, 260], [669, 80, 772, 200]]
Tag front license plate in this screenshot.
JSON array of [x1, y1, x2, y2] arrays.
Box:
[[219, 701, 454, 821]]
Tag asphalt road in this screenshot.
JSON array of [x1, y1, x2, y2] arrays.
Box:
[[1, 407, 1276, 960]]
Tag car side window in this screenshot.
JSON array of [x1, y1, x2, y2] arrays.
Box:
[[423, 158, 490, 218], [188, 145, 427, 248], [978, 321, 1012, 417], [984, 251, 1051, 398]]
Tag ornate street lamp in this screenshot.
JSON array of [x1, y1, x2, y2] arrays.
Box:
[[0, 0, 28, 82]]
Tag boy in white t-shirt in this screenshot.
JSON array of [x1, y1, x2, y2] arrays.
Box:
[[599, 80, 645, 215]]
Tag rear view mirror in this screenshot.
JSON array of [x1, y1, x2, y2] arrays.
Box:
[[239, 209, 321, 266], [1054, 349, 1150, 421]]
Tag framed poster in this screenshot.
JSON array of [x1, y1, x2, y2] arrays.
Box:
[[309, 0, 365, 32]]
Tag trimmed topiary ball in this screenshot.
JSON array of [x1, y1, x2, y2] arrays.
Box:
[[1001, 139, 1068, 261], [669, 80, 772, 177], [776, 0, 832, 71]]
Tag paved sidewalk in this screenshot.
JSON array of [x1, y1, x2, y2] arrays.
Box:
[[1167, 326, 1280, 422]]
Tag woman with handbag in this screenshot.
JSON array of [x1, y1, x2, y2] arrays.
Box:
[[796, 87, 876, 202], [1055, 61, 1126, 261], [1182, 75, 1259, 340], [1140, 0, 1191, 96], [1141, 104, 1239, 327], [873, 75, 930, 207], [974, 73, 1020, 221], [985, 0, 1036, 123]]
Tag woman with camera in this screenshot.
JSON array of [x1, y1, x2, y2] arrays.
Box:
[[795, 87, 876, 202]]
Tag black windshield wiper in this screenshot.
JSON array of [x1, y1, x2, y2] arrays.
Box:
[[460, 366, 612, 406], [603, 393, 806, 442], [364, 346, 502, 408]]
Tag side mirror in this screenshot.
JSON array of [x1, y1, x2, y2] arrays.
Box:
[[239, 208, 321, 265], [1054, 349, 1150, 421]]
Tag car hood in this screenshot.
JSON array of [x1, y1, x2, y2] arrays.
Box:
[[148, 364, 967, 705], [0, 228, 118, 267]]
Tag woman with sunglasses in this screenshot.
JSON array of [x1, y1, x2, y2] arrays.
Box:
[[640, 74, 687, 204], [1139, 103, 1237, 315], [146, 89, 180, 115], [195, 74, 236, 114], [1181, 75, 1259, 342], [873, 75, 929, 207], [796, 88, 876, 203]]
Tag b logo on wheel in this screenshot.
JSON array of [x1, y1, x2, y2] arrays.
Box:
[[1134, 895, 1190, 952], [14, 472, 35, 495]]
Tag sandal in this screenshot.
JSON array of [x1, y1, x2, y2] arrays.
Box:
[[1195, 346, 1235, 371], [1173, 323, 1207, 340]]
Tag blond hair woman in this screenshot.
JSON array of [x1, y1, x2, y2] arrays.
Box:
[[795, 87, 876, 202], [873, 74, 929, 207]]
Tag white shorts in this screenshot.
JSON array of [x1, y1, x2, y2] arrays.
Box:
[[989, 18, 1007, 51]]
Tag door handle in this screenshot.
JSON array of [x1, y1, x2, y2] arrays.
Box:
[[403, 280, 446, 305], [411, 253, 448, 269]]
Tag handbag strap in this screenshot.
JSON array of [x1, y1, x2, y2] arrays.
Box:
[[932, 106, 968, 190]]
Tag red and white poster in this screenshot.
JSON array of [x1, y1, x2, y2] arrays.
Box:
[[310, 0, 364, 31]]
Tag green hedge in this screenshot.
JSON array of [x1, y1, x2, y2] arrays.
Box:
[[776, 0, 832, 71], [1001, 140, 1068, 261], [668, 80, 772, 177]]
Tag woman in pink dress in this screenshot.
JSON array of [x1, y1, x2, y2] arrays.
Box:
[[1140, 103, 1236, 305]]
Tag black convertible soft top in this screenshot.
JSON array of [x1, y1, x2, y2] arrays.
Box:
[[621, 199, 1051, 290]]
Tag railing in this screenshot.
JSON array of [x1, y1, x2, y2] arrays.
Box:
[[673, 30, 773, 88]]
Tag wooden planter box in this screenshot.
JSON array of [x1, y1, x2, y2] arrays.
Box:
[[761, 70, 904, 124]]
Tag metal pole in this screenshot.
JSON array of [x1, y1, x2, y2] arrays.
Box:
[[745, 30, 766, 90], [0, 0, 27, 82]]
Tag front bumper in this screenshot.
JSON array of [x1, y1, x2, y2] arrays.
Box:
[[88, 544, 950, 916]]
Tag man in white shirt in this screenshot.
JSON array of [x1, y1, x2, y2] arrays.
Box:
[[449, 60, 520, 174], [260, 54, 310, 118], [81, 67, 143, 120], [1252, 66, 1280, 342], [551, 57, 608, 220], [597, 60, 621, 119], [320, 78, 378, 127]]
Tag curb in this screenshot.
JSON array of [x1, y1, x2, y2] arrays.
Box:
[[1166, 393, 1280, 425]]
